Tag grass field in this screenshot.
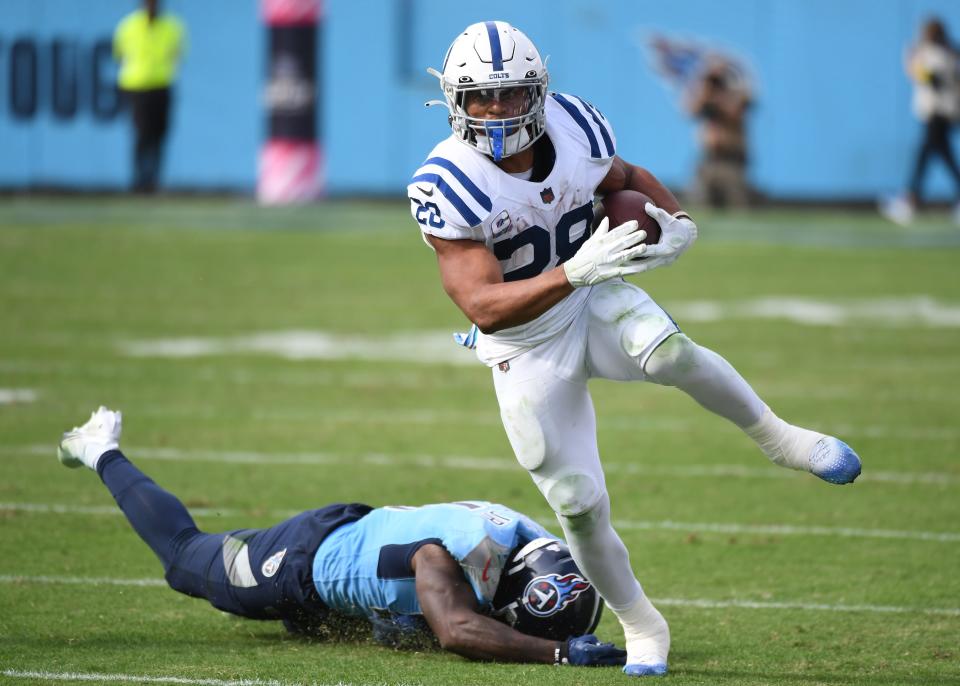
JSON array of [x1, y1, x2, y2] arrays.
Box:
[[1, 197, 958, 686]]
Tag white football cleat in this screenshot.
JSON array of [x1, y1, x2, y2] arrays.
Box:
[[878, 195, 914, 227], [57, 406, 122, 470]]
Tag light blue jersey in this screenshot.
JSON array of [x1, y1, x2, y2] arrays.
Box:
[[312, 501, 554, 618]]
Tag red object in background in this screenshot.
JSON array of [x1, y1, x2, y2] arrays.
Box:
[[262, 0, 320, 24], [258, 0, 323, 204]]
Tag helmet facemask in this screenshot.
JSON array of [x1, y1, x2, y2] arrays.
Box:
[[445, 79, 547, 162]]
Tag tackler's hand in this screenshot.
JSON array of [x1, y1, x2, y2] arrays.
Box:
[[561, 634, 628, 667]]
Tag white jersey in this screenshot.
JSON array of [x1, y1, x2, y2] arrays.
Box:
[[408, 92, 617, 365]]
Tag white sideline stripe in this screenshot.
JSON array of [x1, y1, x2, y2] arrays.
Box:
[[1, 577, 957, 618], [4, 501, 958, 543], [10, 444, 960, 485], [0, 669, 374, 686]]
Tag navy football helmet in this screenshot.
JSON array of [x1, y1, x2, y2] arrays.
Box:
[[491, 537, 602, 641]]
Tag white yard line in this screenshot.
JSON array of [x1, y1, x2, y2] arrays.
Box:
[[0, 389, 37, 405], [3, 502, 958, 544], [126, 407, 960, 442], [1, 577, 957, 618], [0, 669, 382, 686], [7, 444, 959, 485], [0, 575, 166, 588], [610, 519, 960, 543], [116, 300, 960, 368], [653, 597, 960, 617]]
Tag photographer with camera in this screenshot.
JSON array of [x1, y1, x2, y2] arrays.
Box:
[[685, 60, 753, 209]]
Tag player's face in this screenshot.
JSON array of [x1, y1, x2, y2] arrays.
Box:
[[462, 87, 531, 120]]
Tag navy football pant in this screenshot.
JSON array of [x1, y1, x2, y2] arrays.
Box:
[[96, 450, 370, 621]]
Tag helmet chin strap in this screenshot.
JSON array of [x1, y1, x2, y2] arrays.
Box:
[[476, 126, 532, 162]]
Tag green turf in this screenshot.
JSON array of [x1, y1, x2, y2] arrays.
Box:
[[1, 197, 958, 686]]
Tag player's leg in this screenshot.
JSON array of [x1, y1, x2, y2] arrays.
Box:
[[929, 116, 960, 193], [493, 329, 669, 676], [584, 281, 861, 484], [57, 407, 221, 591], [58, 407, 281, 615], [643, 333, 861, 483], [908, 119, 937, 206]]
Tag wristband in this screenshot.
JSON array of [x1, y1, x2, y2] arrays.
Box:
[[672, 210, 693, 221], [554, 640, 569, 666]]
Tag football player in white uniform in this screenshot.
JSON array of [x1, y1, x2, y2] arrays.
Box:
[[408, 21, 862, 677]]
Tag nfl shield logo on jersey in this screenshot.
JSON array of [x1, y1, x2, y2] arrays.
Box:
[[521, 573, 591, 617], [261, 548, 287, 578], [540, 187, 555, 204]]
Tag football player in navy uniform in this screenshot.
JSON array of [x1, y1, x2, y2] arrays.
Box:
[[408, 21, 863, 677], [56, 406, 627, 667]]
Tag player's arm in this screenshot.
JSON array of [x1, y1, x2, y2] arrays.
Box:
[[412, 543, 559, 663], [413, 544, 625, 668], [425, 234, 574, 334], [597, 156, 681, 214]]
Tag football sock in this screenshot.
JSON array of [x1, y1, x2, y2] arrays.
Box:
[[643, 334, 765, 428], [607, 593, 670, 666], [743, 406, 823, 471], [97, 450, 200, 569], [555, 495, 644, 608]]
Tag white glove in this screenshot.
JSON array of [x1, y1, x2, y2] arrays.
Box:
[[642, 203, 698, 267], [563, 217, 649, 287]]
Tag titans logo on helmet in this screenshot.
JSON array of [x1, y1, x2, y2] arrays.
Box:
[[521, 573, 592, 617]]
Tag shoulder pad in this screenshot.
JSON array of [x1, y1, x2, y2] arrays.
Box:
[[410, 146, 494, 229], [548, 92, 617, 160]]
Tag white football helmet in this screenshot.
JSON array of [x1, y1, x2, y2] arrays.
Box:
[[428, 21, 549, 161]]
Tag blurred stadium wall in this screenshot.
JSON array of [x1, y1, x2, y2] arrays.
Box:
[[1, 0, 959, 200]]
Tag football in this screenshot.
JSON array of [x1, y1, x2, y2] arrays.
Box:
[[593, 190, 662, 245]]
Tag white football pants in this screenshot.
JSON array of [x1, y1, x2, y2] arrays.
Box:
[[492, 278, 765, 608]]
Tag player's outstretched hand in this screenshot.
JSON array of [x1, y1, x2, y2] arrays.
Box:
[[563, 217, 648, 287], [642, 203, 698, 267], [564, 634, 628, 667]]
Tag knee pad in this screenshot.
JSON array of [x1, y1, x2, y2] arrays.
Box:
[[643, 333, 698, 385], [541, 470, 604, 519], [620, 313, 675, 360]]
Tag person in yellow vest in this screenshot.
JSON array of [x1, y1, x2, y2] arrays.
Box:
[[114, 0, 186, 193]]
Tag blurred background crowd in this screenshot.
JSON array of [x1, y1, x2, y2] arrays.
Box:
[[2, 0, 960, 222]]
